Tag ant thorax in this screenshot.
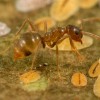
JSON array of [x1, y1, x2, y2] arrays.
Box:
[[42, 27, 68, 47]]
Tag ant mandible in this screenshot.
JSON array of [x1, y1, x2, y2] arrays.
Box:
[[6, 18, 100, 76]]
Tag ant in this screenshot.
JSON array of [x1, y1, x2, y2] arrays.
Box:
[[1, 18, 100, 78]]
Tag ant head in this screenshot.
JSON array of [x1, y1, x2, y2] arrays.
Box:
[[67, 25, 83, 44]]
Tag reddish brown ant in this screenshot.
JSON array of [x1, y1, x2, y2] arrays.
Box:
[[1, 18, 100, 77]]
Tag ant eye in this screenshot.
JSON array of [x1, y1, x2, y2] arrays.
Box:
[[74, 28, 80, 35]]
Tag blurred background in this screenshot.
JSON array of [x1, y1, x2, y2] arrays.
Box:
[[0, 0, 100, 100]]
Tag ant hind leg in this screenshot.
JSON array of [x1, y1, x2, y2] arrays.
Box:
[[15, 18, 36, 36], [0, 18, 36, 56]]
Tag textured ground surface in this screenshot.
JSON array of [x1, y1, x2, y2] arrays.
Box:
[[0, 1, 100, 100]]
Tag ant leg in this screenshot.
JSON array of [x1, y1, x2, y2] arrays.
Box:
[[50, 35, 69, 47], [30, 42, 41, 70], [44, 21, 47, 34], [0, 45, 11, 55], [56, 45, 66, 81], [56, 45, 60, 78], [31, 53, 37, 70], [69, 37, 84, 61], [56, 35, 69, 44], [56, 45, 59, 71], [15, 18, 36, 36]]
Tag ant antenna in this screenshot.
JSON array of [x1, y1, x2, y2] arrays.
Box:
[[77, 17, 100, 40], [82, 31, 100, 40]]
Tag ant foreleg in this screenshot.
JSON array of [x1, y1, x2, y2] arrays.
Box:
[[55, 35, 69, 80], [56, 35, 69, 44], [69, 37, 85, 62], [48, 34, 69, 47]]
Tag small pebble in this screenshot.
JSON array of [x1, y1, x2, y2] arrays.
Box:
[[39, 64, 43, 68], [37, 63, 48, 71], [71, 72, 87, 87], [88, 59, 100, 77], [0, 22, 11, 36], [43, 62, 49, 66]]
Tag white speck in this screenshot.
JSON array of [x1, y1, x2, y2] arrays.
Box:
[[0, 22, 11, 36], [61, 28, 65, 33], [20, 40, 26, 47], [32, 38, 35, 42], [73, 28, 76, 32], [22, 40, 26, 44], [15, 0, 52, 12], [36, 36, 39, 40]]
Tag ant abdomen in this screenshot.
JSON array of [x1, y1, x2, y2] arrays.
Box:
[[14, 32, 42, 60]]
